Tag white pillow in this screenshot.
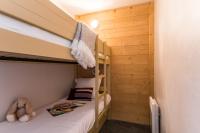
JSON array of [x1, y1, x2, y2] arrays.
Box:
[[75, 77, 102, 98]]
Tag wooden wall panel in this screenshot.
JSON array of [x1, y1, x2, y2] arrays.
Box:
[[77, 2, 154, 125], [149, 3, 154, 97]]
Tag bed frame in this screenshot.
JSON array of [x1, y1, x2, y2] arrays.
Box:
[[0, 0, 77, 40], [78, 39, 111, 133], [95, 39, 111, 133], [0, 1, 111, 132], [0, 0, 76, 62]]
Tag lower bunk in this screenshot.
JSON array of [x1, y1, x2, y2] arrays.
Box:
[[0, 94, 111, 133]]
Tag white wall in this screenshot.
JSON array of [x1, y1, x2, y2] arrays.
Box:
[[154, 0, 200, 133], [0, 61, 75, 122]]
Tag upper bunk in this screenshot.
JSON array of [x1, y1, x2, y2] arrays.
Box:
[[0, 0, 111, 64]]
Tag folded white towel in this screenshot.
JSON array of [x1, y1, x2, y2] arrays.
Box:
[[71, 23, 96, 69]]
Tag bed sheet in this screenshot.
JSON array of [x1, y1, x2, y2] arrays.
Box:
[[0, 94, 111, 133]]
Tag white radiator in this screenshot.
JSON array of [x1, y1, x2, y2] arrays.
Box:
[[149, 97, 159, 133]]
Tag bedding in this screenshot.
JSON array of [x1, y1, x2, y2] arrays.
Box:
[[75, 78, 102, 98], [71, 23, 96, 69], [68, 88, 93, 100], [0, 94, 111, 133], [0, 13, 97, 70], [0, 13, 71, 47]]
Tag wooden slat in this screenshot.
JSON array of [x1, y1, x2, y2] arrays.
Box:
[[97, 108, 108, 132], [100, 25, 149, 39], [97, 39, 104, 54], [77, 3, 150, 22], [111, 45, 149, 56], [105, 44, 111, 56], [149, 2, 154, 97], [0, 28, 75, 61], [95, 37, 100, 129], [0, 0, 77, 40], [99, 15, 149, 31], [105, 57, 110, 64]]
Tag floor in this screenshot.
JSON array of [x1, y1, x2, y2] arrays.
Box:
[[100, 120, 151, 133]]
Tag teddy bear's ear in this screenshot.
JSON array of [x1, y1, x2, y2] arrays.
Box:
[[25, 100, 33, 115], [6, 100, 18, 122], [7, 100, 18, 114]]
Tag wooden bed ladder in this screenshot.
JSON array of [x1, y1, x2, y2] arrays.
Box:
[[94, 40, 110, 132]]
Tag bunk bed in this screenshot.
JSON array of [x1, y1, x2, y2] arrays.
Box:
[[76, 40, 111, 133], [0, 0, 111, 133], [0, 0, 76, 62]]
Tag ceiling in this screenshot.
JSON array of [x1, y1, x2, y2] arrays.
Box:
[[50, 0, 151, 16]]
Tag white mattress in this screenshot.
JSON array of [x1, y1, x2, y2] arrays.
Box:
[[0, 94, 111, 133], [0, 13, 71, 47]]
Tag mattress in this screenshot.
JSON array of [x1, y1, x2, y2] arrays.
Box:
[[0, 94, 111, 133], [0, 13, 71, 47]]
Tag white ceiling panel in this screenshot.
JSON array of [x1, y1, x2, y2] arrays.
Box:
[[50, 0, 151, 16]]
